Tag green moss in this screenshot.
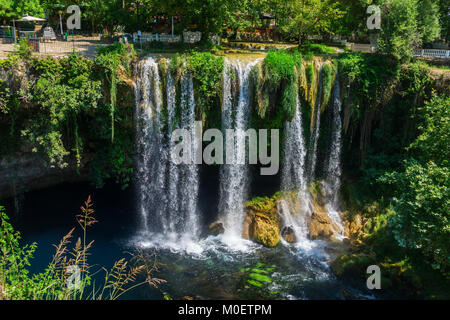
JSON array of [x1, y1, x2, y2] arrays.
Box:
[[281, 70, 298, 121], [253, 218, 281, 247], [251, 63, 270, 119], [305, 63, 316, 113], [263, 50, 297, 89], [306, 63, 315, 87], [249, 273, 272, 283], [247, 279, 263, 287], [186, 52, 224, 128], [321, 63, 336, 110], [251, 268, 268, 274]]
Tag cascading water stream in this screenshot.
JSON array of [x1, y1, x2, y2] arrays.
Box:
[[324, 74, 345, 238], [135, 57, 200, 248], [307, 67, 323, 183], [280, 94, 311, 243], [219, 58, 261, 240], [135, 58, 162, 232], [177, 74, 200, 237], [280, 68, 346, 244]]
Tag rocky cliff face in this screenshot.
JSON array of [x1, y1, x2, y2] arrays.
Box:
[[0, 151, 90, 199]]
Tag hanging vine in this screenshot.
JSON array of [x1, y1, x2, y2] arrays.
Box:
[[110, 71, 117, 143]]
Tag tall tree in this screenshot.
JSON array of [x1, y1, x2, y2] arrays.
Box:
[[0, 0, 44, 20], [417, 0, 441, 42], [377, 0, 421, 60], [276, 0, 345, 44]]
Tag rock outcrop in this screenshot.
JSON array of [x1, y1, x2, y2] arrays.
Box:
[[209, 222, 225, 235], [242, 187, 348, 247], [281, 226, 296, 243], [242, 196, 281, 247], [0, 152, 91, 199], [308, 203, 341, 241]]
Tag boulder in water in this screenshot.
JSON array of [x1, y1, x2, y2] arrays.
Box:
[[308, 202, 338, 240], [242, 197, 281, 247], [209, 222, 225, 235], [281, 226, 296, 243]]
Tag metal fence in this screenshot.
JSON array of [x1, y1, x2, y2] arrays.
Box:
[[0, 33, 109, 57], [132, 33, 182, 43], [413, 49, 450, 59]]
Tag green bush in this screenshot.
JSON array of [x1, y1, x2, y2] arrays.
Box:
[[264, 50, 297, 89], [13, 38, 33, 60], [0, 45, 135, 189], [186, 52, 224, 127], [378, 96, 450, 275]]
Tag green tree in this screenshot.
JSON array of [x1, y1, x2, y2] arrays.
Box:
[[417, 0, 441, 42], [276, 0, 345, 44], [9, 0, 44, 19], [377, 0, 420, 60], [439, 0, 450, 40], [379, 95, 450, 275], [409, 95, 449, 166]]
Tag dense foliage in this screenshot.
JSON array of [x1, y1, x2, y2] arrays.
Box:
[[2, 0, 447, 50], [378, 96, 449, 275], [186, 52, 224, 127], [1, 0, 449, 298], [0, 42, 135, 189]]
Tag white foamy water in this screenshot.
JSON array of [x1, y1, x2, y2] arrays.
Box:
[[219, 58, 261, 241], [324, 73, 345, 239], [135, 57, 200, 244]]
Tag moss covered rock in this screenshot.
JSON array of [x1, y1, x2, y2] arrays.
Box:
[[243, 196, 281, 247], [209, 221, 225, 235]]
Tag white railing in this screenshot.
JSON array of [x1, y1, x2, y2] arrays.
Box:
[[132, 33, 181, 43], [414, 49, 450, 59]]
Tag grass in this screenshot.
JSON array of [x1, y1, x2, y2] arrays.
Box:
[[0, 197, 165, 300], [300, 43, 338, 55]]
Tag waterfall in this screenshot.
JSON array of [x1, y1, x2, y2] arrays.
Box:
[[134, 55, 344, 252], [281, 94, 307, 193], [135, 57, 200, 244], [307, 67, 323, 183], [178, 74, 200, 237], [280, 70, 346, 243], [135, 58, 162, 232], [280, 93, 310, 242], [219, 58, 261, 239], [324, 74, 345, 238]]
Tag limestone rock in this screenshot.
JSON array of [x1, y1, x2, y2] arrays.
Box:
[[308, 204, 340, 241], [281, 226, 296, 243], [242, 197, 281, 247], [344, 214, 364, 240], [209, 222, 225, 235]]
